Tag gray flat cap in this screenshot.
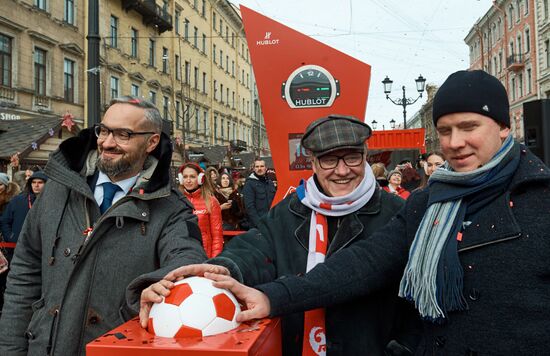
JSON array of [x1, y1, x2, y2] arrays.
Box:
[[301, 114, 372, 156]]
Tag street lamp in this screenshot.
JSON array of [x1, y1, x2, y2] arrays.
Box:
[[389, 119, 396, 129], [371, 120, 378, 130], [382, 74, 426, 129]]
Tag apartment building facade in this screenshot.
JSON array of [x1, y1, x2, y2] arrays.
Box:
[[464, 0, 537, 142], [0, 0, 269, 171]]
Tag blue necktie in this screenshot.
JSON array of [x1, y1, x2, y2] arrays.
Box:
[[100, 182, 121, 214]]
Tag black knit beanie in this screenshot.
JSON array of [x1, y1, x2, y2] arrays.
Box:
[[432, 70, 510, 127]]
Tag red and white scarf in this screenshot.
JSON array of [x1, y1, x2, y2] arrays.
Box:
[[297, 167, 376, 355]]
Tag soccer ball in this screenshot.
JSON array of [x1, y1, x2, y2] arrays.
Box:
[[148, 276, 241, 338]]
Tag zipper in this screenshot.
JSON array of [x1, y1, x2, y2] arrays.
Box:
[[458, 233, 521, 253]]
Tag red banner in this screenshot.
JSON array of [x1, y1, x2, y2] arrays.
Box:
[[241, 6, 372, 204]]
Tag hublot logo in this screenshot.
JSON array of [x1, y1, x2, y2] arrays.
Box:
[[256, 31, 280, 46]]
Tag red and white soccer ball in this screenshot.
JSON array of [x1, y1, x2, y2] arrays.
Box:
[[147, 276, 241, 338]]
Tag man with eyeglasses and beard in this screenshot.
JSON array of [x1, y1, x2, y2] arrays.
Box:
[[0, 96, 206, 356], [134, 115, 421, 355]]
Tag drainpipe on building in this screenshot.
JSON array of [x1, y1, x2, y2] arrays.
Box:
[[87, 0, 101, 128]]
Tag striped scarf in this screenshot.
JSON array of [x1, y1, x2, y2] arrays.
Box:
[[399, 135, 519, 321]]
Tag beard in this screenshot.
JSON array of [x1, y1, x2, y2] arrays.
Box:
[[96, 146, 146, 179]]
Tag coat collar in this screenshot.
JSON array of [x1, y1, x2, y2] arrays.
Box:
[[288, 187, 382, 255], [508, 145, 550, 190]]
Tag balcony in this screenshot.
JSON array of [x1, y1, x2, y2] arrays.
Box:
[[0, 85, 15, 102], [230, 139, 247, 152], [506, 54, 525, 72], [122, 0, 172, 34], [33, 94, 51, 110]]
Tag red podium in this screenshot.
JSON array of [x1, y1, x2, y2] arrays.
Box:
[[87, 317, 281, 356]]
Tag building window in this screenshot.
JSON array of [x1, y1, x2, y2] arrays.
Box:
[[184, 19, 189, 41], [204, 110, 208, 132], [219, 19, 223, 34], [524, 0, 528, 14], [34, 47, 47, 95], [518, 73, 523, 97], [225, 55, 229, 72], [214, 114, 218, 143], [202, 0, 206, 17], [194, 26, 198, 47], [162, 47, 168, 73], [202, 34, 206, 53], [213, 44, 217, 63], [64, 0, 74, 24], [35, 0, 46, 10], [193, 0, 198, 10], [213, 13, 217, 30], [175, 54, 181, 80], [226, 88, 229, 104], [63, 58, 74, 102], [110, 76, 119, 99], [232, 60, 235, 76], [546, 40, 550, 68], [202, 72, 206, 93], [195, 109, 200, 134], [511, 77, 516, 100], [213, 80, 217, 99], [149, 91, 156, 104], [163, 96, 169, 120], [220, 84, 224, 103], [221, 118, 224, 139], [525, 28, 530, 52], [527, 68, 532, 93], [110, 16, 118, 48], [219, 50, 223, 67], [231, 33, 235, 47], [175, 10, 180, 34], [185, 61, 190, 83], [176, 100, 181, 128], [149, 39, 155, 66], [508, 5, 514, 27], [194, 66, 198, 89], [0, 34, 12, 87], [131, 84, 140, 97], [130, 28, 138, 58]]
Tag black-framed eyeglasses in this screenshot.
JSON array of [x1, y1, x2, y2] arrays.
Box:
[[94, 124, 156, 143], [317, 152, 364, 169]]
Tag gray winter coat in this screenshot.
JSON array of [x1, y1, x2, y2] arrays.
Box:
[[0, 129, 207, 356]]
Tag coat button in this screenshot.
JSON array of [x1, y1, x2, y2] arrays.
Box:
[[466, 348, 478, 356], [141, 212, 147, 217], [469, 288, 480, 301], [25, 330, 35, 339], [63, 248, 71, 257], [435, 336, 446, 347], [89, 316, 99, 325]]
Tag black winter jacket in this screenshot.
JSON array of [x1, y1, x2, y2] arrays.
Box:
[[210, 187, 421, 356], [242, 173, 275, 228], [259, 147, 550, 355]]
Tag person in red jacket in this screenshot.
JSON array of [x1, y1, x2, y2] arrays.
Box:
[[383, 170, 410, 200], [178, 163, 224, 258]]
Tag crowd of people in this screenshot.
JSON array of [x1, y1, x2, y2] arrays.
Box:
[[1, 69, 548, 355]]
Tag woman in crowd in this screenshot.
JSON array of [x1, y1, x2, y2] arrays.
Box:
[[371, 162, 388, 188], [178, 163, 224, 258], [383, 170, 410, 199], [0, 173, 20, 310], [416, 151, 446, 190], [214, 172, 245, 231], [205, 167, 219, 189]]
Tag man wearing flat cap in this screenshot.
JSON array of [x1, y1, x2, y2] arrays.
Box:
[[133, 114, 421, 355], [217, 70, 550, 355]]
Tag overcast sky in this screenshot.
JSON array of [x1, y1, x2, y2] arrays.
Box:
[[229, 0, 493, 129]]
